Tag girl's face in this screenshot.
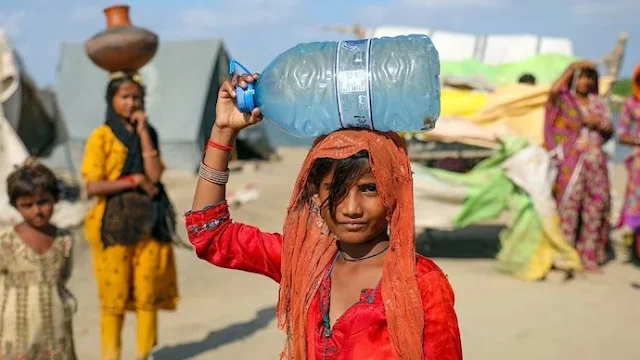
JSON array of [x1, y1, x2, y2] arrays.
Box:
[[316, 168, 389, 244], [14, 190, 55, 229], [112, 81, 142, 119], [576, 73, 595, 95]]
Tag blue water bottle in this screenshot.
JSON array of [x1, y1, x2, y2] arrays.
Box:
[[231, 34, 440, 138]]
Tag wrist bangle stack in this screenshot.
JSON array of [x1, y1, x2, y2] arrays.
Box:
[[199, 162, 230, 185]]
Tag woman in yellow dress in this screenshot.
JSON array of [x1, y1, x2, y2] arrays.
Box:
[[81, 72, 179, 360]]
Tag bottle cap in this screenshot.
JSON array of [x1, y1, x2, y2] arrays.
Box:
[[229, 60, 255, 113]]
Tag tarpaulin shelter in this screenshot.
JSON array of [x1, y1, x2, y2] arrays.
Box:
[[412, 138, 583, 280], [0, 30, 87, 227], [51, 39, 275, 172]]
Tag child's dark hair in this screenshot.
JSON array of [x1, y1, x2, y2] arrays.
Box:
[[299, 150, 371, 219], [6, 159, 60, 206]]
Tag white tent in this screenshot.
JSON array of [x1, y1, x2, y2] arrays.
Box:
[[0, 29, 29, 224], [369, 26, 574, 64], [0, 112, 29, 218], [0, 30, 88, 227]]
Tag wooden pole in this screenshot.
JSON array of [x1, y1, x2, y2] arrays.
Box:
[[602, 31, 629, 80], [321, 24, 367, 39]]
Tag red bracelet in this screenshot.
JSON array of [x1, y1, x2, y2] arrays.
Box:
[[121, 175, 136, 185], [206, 140, 233, 152]]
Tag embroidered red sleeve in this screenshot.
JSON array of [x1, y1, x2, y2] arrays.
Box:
[[184, 201, 283, 283], [420, 270, 463, 360]]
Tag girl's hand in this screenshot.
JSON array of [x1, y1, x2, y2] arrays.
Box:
[[139, 178, 159, 197], [130, 173, 147, 186], [129, 174, 158, 196], [584, 115, 601, 127], [580, 60, 596, 69], [572, 60, 596, 71], [576, 137, 591, 151], [214, 74, 262, 134], [131, 111, 148, 134]]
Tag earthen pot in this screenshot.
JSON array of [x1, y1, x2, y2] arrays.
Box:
[[84, 5, 158, 72]]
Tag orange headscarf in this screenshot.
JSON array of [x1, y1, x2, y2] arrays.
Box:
[[633, 64, 640, 100], [277, 129, 425, 360]]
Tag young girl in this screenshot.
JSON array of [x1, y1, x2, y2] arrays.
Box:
[[81, 71, 179, 360], [0, 160, 77, 359], [185, 74, 462, 359], [544, 61, 612, 270]]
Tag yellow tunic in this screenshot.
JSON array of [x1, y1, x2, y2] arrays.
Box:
[[81, 125, 179, 314]]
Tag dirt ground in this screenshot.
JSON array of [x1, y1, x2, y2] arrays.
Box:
[[68, 148, 640, 360]]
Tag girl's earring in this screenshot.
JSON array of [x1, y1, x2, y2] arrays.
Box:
[[311, 202, 320, 214], [311, 201, 329, 235], [321, 221, 330, 235]]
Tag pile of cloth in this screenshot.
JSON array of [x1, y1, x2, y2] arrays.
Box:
[[412, 137, 583, 280], [427, 53, 616, 148]]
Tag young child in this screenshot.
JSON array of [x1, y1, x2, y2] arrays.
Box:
[[185, 74, 462, 359], [0, 160, 77, 359]]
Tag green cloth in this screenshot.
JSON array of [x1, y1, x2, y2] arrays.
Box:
[[419, 137, 552, 278], [427, 137, 527, 227], [495, 192, 545, 276], [441, 54, 577, 86]]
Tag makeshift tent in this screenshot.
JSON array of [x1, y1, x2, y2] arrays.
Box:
[[0, 31, 68, 157], [52, 39, 275, 172], [0, 109, 29, 224], [370, 26, 574, 65], [0, 30, 88, 227], [430, 75, 618, 148], [440, 54, 577, 86], [412, 138, 582, 280]]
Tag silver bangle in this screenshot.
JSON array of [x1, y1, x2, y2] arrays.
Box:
[[199, 162, 230, 185]]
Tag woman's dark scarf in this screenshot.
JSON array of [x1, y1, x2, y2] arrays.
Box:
[[100, 101, 179, 248]]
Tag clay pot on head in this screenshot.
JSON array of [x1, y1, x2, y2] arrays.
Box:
[[84, 5, 158, 72]]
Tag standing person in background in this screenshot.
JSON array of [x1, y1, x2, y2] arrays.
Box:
[[518, 73, 536, 85], [0, 160, 77, 359], [81, 72, 179, 360], [616, 64, 640, 265], [544, 60, 613, 271]]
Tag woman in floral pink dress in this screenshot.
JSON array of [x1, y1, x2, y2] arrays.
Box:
[[544, 60, 613, 270], [617, 64, 640, 264]]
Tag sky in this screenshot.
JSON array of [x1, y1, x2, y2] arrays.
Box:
[[0, 0, 638, 87]]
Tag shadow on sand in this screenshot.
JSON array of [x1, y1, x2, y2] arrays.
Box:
[[152, 305, 276, 360]]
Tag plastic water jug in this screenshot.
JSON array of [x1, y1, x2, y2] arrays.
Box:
[[231, 34, 441, 138]]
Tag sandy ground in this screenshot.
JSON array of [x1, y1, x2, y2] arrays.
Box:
[[67, 148, 640, 360]]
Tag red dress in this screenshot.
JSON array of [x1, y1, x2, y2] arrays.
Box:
[[185, 202, 463, 359]]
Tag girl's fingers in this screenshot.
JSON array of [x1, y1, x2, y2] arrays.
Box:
[[249, 108, 262, 124], [220, 81, 236, 98]]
